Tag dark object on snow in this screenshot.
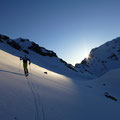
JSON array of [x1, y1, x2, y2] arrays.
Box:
[[104, 92, 117, 101], [102, 84, 106, 86], [14, 117, 17, 120], [87, 85, 93, 88], [44, 72, 48, 74]]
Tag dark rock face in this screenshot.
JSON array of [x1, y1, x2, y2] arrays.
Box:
[[59, 59, 77, 72], [7, 40, 21, 50], [23, 49, 29, 54], [0, 34, 9, 40], [107, 53, 118, 60], [28, 42, 57, 57]]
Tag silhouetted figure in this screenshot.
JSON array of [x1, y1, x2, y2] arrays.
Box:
[[20, 55, 31, 76]]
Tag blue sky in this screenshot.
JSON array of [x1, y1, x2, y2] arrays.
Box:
[[1, 0, 120, 65]]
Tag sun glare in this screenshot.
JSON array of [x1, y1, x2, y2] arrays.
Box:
[[83, 50, 90, 59]]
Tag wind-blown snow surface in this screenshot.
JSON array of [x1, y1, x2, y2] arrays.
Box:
[[0, 50, 120, 120]]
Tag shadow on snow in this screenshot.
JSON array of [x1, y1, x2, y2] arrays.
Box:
[[0, 69, 24, 76]]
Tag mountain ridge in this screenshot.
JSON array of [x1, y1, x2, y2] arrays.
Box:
[[0, 34, 95, 80], [75, 37, 120, 77], [0, 34, 75, 70], [1, 34, 120, 79]]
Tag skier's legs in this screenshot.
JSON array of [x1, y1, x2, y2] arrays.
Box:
[[23, 63, 28, 75], [24, 68, 27, 74], [26, 68, 29, 74]]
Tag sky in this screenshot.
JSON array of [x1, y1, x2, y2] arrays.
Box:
[[1, 0, 120, 65]]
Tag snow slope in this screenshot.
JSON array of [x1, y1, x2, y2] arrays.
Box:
[[75, 37, 120, 77], [0, 34, 95, 80], [0, 49, 120, 120]]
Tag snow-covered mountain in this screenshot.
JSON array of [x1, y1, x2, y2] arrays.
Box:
[[75, 37, 120, 77], [1, 34, 120, 79], [0, 34, 120, 120], [0, 34, 94, 80], [0, 46, 120, 120]]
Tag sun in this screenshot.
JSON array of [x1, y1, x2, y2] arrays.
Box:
[[83, 50, 90, 59]]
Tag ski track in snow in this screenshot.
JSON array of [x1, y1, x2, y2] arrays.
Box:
[[26, 77, 39, 120], [26, 73, 46, 120], [0, 50, 120, 120], [31, 76, 46, 120]]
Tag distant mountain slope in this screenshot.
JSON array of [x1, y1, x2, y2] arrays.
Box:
[[75, 37, 120, 77]]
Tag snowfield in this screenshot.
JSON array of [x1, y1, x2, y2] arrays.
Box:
[[0, 49, 120, 120]]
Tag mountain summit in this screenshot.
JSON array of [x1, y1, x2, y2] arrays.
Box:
[[75, 37, 120, 77]]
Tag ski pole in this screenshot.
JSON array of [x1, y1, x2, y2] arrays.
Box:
[[29, 63, 31, 72], [19, 56, 22, 72], [29, 63, 32, 76], [19, 60, 21, 72]]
